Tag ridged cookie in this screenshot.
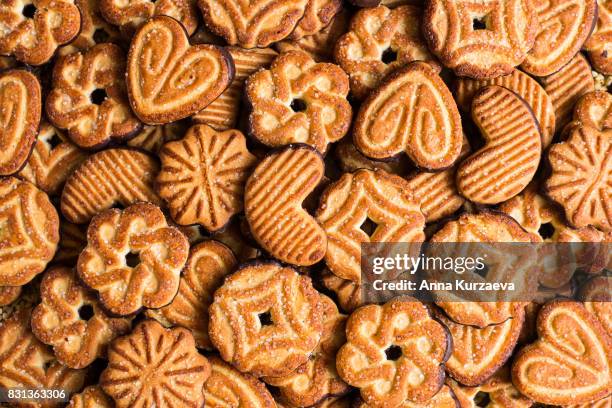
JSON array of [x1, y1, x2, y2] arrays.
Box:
[[61, 148, 162, 224]]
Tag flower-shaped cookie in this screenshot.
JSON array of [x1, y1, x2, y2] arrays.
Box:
[[336, 298, 450, 407], [77, 202, 189, 315], [246, 50, 351, 153], [46, 43, 142, 149], [0, 0, 81, 65], [335, 5, 440, 100], [101, 320, 211, 408], [156, 124, 257, 231], [209, 262, 324, 377], [31, 267, 132, 369]]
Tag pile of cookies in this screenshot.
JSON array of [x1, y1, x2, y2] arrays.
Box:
[[0, 0, 610, 406]]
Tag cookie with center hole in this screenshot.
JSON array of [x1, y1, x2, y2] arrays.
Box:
[[77, 203, 189, 316]]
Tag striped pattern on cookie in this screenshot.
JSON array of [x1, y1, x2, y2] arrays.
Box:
[[245, 145, 327, 266], [457, 86, 541, 204], [61, 148, 162, 224]]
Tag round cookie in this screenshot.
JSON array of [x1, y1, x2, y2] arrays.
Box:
[[127, 16, 234, 125], [423, 0, 537, 78], [435, 308, 524, 386], [209, 261, 324, 377], [456, 85, 541, 204], [100, 0, 198, 36], [546, 124, 611, 231], [60, 0, 121, 55], [353, 62, 463, 169], [263, 295, 350, 407], [0, 308, 86, 403], [67, 386, 114, 408], [0, 177, 59, 287], [198, 0, 309, 48], [0, 0, 81, 65], [156, 124, 256, 231], [512, 300, 611, 405], [454, 69, 556, 147], [146, 240, 237, 349], [46, 43, 142, 150], [246, 50, 351, 153], [428, 212, 535, 327], [244, 145, 327, 266], [203, 356, 276, 408], [31, 266, 132, 369], [334, 5, 440, 100], [584, 0, 612, 75], [101, 320, 211, 408], [60, 148, 162, 224], [521, 0, 598, 76], [316, 168, 425, 283], [336, 298, 450, 406], [17, 122, 88, 196], [0, 69, 41, 176], [77, 203, 189, 316]]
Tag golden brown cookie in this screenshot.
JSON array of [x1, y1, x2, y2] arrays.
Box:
[[448, 367, 533, 408], [584, 0, 612, 75], [336, 298, 450, 406], [126, 121, 189, 153], [540, 53, 596, 132], [429, 212, 534, 327], [545, 124, 611, 231], [193, 47, 278, 130], [423, 0, 537, 78], [127, 16, 234, 125], [521, 0, 597, 76], [59, 0, 121, 55], [203, 356, 276, 408], [77, 202, 189, 315], [17, 122, 87, 196], [198, 0, 308, 48], [100, 320, 210, 408], [156, 124, 256, 231], [355, 384, 459, 408], [579, 275, 612, 334], [211, 218, 261, 262], [209, 262, 323, 377], [321, 269, 363, 313], [454, 69, 556, 147], [246, 50, 351, 153], [435, 308, 524, 386], [0, 308, 85, 407], [0, 69, 41, 176], [53, 220, 87, 264], [146, 240, 237, 349], [334, 5, 440, 100], [316, 168, 425, 283], [456, 85, 541, 204], [0, 285, 21, 306], [512, 299, 611, 405], [67, 386, 114, 408], [289, 0, 342, 40], [263, 295, 350, 407], [335, 138, 411, 175], [100, 0, 198, 36], [353, 62, 462, 169], [566, 395, 612, 408], [572, 90, 612, 131], [276, 9, 350, 62], [46, 43, 142, 149], [405, 137, 470, 222], [244, 145, 327, 266], [0, 0, 81, 65], [31, 266, 132, 369], [0, 177, 59, 287], [60, 148, 162, 224]]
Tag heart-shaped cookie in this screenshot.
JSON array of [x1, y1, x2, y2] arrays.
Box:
[[512, 300, 611, 405], [127, 16, 234, 124]]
